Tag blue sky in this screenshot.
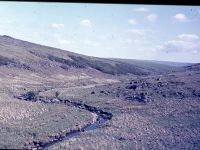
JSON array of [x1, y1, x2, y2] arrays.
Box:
[[0, 2, 200, 63]]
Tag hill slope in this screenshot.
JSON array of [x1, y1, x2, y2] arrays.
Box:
[[0, 35, 184, 77], [184, 63, 200, 71], [0, 35, 200, 149]]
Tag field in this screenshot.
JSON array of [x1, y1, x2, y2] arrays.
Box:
[[0, 35, 200, 149]]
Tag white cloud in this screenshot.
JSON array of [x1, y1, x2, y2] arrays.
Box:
[[147, 14, 158, 22], [156, 34, 200, 53], [172, 14, 189, 22], [177, 34, 199, 41], [130, 29, 145, 35], [51, 23, 65, 28], [83, 39, 100, 46], [119, 39, 133, 44], [164, 40, 197, 51], [129, 28, 154, 36], [0, 20, 12, 24], [98, 35, 108, 40], [134, 7, 149, 12], [105, 47, 113, 50], [58, 39, 72, 45], [193, 50, 198, 54], [128, 19, 138, 25], [80, 20, 92, 27]]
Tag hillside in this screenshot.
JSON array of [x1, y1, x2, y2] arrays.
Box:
[[109, 58, 187, 74], [184, 63, 200, 71], [0, 35, 184, 77], [0, 35, 200, 149]]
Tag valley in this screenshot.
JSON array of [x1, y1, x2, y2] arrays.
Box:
[[0, 35, 200, 149]]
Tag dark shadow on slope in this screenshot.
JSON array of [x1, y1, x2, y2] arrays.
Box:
[[46, 54, 149, 75], [0, 55, 33, 71]]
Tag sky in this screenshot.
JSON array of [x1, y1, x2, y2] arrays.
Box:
[[0, 2, 200, 63]]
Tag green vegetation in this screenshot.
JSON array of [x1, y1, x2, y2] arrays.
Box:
[[25, 91, 38, 100], [0, 35, 200, 149], [47, 54, 148, 75], [55, 91, 60, 98], [48, 55, 86, 68], [0, 55, 15, 66], [69, 55, 148, 75], [0, 55, 32, 71]]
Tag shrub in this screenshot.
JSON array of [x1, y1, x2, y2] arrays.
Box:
[[55, 91, 60, 98], [91, 91, 95, 94], [25, 91, 38, 100], [48, 55, 86, 68], [126, 85, 137, 90], [48, 54, 148, 75], [0, 55, 15, 66], [60, 65, 69, 70]]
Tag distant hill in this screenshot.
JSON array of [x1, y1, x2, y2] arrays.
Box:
[[108, 58, 186, 74], [0, 35, 188, 76], [184, 63, 200, 71], [142, 60, 192, 67]]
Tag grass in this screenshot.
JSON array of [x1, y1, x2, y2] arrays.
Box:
[[0, 96, 94, 149], [47, 54, 148, 75], [0, 35, 200, 149], [0, 55, 15, 66], [47, 97, 200, 150], [44, 71, 200, 150], [1, 69, 200, 149]]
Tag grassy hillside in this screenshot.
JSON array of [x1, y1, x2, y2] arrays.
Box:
[[184, 63, 200, 71], [0, 35, 184, 76], [0, 35, 199, 149], [108, 58, 185, 74]]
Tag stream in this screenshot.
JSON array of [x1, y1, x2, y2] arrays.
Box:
[[16, 95, 113, 150]]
